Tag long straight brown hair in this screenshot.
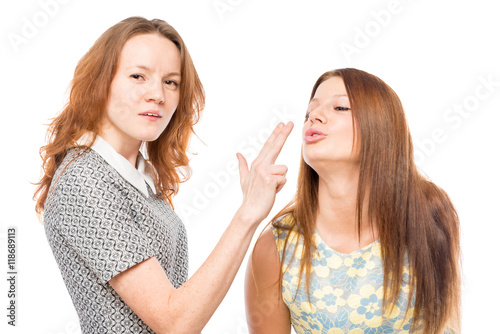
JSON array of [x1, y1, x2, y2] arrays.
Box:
[[34, 17, 205, 213], [271, 68, 460, 333]]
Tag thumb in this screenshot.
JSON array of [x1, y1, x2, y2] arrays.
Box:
[[236, 153, 249, 187]]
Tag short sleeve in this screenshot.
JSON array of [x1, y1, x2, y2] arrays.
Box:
[[44, 153, 156, 284]]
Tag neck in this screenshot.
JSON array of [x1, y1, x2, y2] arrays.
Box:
[[315, 163, 377, 246], [99, 133, 142, 167], [99, 123, 142, 167]]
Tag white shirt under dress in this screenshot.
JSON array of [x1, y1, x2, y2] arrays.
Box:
[[43, 137, 189, 334]]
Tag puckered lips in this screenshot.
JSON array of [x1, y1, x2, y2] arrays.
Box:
[[139, 110, 162, 121], [304, 127, 326, 143]]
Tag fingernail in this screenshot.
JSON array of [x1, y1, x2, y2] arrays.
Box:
[[278, 123, 284, 128]]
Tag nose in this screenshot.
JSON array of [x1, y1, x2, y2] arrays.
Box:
[[144, 80, 165, 105], [307, 106, 326, 124]]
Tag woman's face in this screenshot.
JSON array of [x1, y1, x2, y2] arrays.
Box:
[[302, 76, 360, 172], [101, 33, 181, 149]]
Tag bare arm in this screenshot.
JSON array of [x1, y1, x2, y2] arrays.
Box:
[[109, 122, 294, 334], [245, 228, 291, 334]]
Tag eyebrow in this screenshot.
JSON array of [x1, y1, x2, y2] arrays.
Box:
[[130, 65, 181, 77], [310, 94, 348, 103]]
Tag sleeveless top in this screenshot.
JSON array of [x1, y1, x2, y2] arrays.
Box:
[[272, 215, 456, 334]]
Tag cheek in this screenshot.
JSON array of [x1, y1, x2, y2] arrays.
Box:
[[338, 118, 356, 144], [168, 92, 180, 111], [109, 80, 145, 107], [107, 87, 143, 119], [163, 112, 176, 127], [344, 126, 355, 145]]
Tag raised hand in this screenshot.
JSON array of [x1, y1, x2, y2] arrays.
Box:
[[236, 121, 294, 225]]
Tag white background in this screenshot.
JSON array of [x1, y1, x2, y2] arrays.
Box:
[[1, 0, 499, 333]]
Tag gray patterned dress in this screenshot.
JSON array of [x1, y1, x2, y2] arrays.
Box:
[[43, 148, 189, 333]]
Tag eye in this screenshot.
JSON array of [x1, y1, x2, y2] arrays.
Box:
[[164, 80, 179, 90], [130, 74, 145, 80], [164, 80, 179, 86], [334, 106, 351, 112]]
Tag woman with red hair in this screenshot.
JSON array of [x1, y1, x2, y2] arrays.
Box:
[[246, 68, 461, 334], [35, 16, 292, 333]]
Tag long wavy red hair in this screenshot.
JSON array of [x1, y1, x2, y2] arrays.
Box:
[[271, 68, 461, 333], [34, 16, 205, 214]]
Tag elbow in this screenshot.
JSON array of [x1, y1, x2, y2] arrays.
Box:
[[153, 315, 202, 334], [161, 324, 202, 334], [147, 292, 205, 334]]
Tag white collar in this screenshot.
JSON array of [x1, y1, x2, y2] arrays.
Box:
[[77, 135, 157, 197]]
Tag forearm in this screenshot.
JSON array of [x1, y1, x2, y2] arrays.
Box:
[[111, 123, 294, 334], [167, 209, 259, 332]]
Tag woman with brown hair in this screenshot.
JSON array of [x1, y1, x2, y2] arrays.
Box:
[[34, 16, 293, 333], [245, 68, 461, 333]]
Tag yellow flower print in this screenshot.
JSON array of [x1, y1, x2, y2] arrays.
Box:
[[313, 262, 330, 278], [312, 239, 341, 277], [312, 233, 323, 246], [385, 302, 402, 320], [275, 221, 420, 334], [288, 303, 302, 319], [326, 253, 343, 269], [347, 285, 384, 327], [312, 286, 346, 313], [347, 329, 364, 334], [401, 267, 411, 294], [282, 287, 294, 304], [344, 251, 377, 278], [343, 257, 357, 278], [371, 242, 381, 257], [300, 301, 317, 313], [294, 243, 304, 257], [393, 317, 412, 333]]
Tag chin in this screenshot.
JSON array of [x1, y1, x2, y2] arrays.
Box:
[[303, 147, 327, 165], [303, 151, 361, 172], [302, 154, 323, 172], [132, 133, 159, 143]]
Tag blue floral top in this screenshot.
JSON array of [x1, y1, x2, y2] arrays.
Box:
[[272, 215, 456, 334]]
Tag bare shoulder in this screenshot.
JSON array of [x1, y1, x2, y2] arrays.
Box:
[[245, 226, 291, 333], [250, 227, 281, 284], [255, 226, 278, 254]]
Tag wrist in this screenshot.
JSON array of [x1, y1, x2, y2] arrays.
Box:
[[233, 207, 261, 231]]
